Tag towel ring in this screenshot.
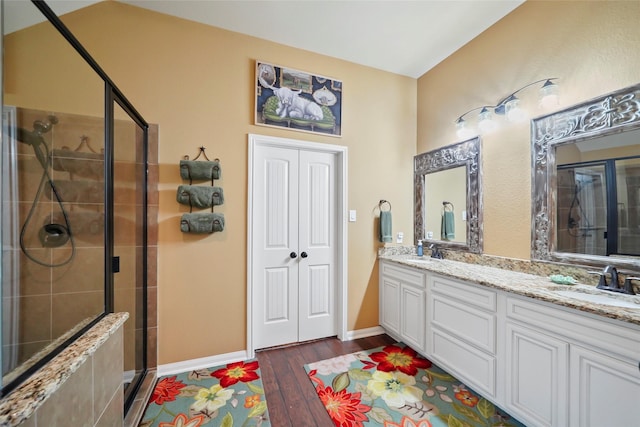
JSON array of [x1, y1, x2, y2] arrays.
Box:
[[443, 201, 454, 212], [379, 200, 392, 211]]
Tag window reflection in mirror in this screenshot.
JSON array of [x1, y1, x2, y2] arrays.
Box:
[[424, 166, 467, 243]]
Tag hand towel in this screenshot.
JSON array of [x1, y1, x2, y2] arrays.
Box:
[[180, 212, 225, 233], [176, 185, 224, 209], [441, 211, 455, 240], [379, 210, 392, 243], [180, 160, 221, 181]]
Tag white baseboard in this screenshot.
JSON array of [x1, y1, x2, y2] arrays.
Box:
[[345, 326, 386, 340], [157, 350, 249, 376], [158, 327, 386, 376]]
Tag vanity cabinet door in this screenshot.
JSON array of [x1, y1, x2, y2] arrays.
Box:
[[505, 322, 569, 427], [379, 261, 426, 349], [570, 345, 640, 427], [400, 283, 426, 352], [379, 274, 401, 339]]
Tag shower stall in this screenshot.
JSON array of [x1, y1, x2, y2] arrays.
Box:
[[1, 0, 158, 422]]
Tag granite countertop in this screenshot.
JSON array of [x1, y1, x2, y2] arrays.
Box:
[[380, 254, 640, 326], [0, 312, 129, 427]]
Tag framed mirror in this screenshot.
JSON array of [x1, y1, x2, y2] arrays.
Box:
[[531, 83, 640, 270], [414, 137, 483, 253]]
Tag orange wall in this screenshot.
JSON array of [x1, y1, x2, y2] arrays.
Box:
[[417, 0, 640, 260], [10, 1, 416, 364]]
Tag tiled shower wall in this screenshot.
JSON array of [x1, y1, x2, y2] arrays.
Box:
[[3, 107, 158, 389]]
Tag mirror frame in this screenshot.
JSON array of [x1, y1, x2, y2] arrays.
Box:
[[414, 137, 483, 253], [531, 82, 640, 270]]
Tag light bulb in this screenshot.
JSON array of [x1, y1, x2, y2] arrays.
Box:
[[478, 108, 497, 133], [539, 80, 559, 109], [505, 96, 527, 122], [455, 118, 475, 140]]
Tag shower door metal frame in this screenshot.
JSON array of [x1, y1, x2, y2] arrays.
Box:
[[0, 0, 150, 411]]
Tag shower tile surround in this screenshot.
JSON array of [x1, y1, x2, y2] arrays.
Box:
[[2, 109, 159, 425], [379, 246, 640, 325], [0, 313, 128, 427]]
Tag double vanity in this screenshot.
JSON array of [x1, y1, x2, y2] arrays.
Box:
[[378, 253, 640, 427]]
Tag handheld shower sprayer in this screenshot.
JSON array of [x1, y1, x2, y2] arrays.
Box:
[[13, 115, 76, 266]]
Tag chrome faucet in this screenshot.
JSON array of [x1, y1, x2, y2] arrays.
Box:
[[429, 244, 444, 259], [600, 265, 619, 290], [588, 265, 637, 295]]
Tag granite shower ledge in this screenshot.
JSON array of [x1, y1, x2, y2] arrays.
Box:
[[380, 255, 640, 326], [0, 312, 129, 427]]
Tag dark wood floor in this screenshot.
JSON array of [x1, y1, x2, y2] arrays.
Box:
[[256, 334, 397, 427]]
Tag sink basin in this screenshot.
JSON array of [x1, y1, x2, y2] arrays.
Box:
[[552, 289, 640, 309], [405, 258, 439, 264]]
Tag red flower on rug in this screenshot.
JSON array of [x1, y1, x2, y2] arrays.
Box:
[[454, 389, 479, 407], [317, 385, 371, 427], [370, 345, 431, 376], [150, 376, 186, 405], [158, 413, 204, 427], [211, 360, 260, 387]]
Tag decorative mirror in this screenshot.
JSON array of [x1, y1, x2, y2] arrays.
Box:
[[531, 83, 640, 270], [414, 137, 483, 253]]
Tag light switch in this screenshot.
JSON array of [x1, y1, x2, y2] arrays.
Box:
[[462, 210, 467, 221], [426, 231, 434, 239], [349, 210, 357, 222]]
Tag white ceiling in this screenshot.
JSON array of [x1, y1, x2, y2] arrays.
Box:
[[8, 0, 525, 78]]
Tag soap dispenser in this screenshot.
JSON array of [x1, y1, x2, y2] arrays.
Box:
[[417, 240, 423, 257]]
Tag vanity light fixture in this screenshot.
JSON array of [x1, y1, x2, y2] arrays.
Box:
[[455, 78, 559, 139]]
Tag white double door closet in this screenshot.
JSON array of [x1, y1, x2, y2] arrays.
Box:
[[248, 134, 347, 351]]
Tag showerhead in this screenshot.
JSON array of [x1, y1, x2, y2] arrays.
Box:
[[32, 115, 58, 135], [16, 128, 45, 147]]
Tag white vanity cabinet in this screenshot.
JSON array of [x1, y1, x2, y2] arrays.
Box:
[[378, 259, 640, 427], [379, 260, 426, 353], [426, 274, 499, 399], [505, 296, 640, 427]]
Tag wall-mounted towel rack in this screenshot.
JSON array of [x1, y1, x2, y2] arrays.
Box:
[[177, 147, 224, 234]]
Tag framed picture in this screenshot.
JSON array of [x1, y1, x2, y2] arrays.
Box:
[[255, 61, 342, 137]]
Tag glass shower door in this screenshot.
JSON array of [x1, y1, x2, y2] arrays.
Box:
[[112, 101, 147, 410]]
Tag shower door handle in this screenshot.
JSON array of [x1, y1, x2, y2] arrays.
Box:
[[112, 256, 120, 273]]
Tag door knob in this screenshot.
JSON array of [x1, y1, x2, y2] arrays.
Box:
[[290, 252, 297, 259], [301, 252, 308, 258]]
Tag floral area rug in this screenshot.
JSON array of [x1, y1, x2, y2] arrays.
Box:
[[140, 360, 270, 427], [304, 343, 525, 427]]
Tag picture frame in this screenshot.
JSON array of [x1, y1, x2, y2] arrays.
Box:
[[255, 61, 342, 137]]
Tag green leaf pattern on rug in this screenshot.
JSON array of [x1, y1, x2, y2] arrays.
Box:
[[178, 384, 203, 397], [349, 367, 373, 381], [477, 398, 495, 419], [452, 402, 484, 425], [220, 412, 233, 427], [368, 406, 393, 424], [332, 371, 351, 392], [247, 382, 264, 394]]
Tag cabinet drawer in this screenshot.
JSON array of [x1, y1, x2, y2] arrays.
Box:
[[380, 261, 425, 288], [506, 296, 640, 362], [429, 274, 496, 311], [429, 327, 496, 398], [430, 294, 496, 354]]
